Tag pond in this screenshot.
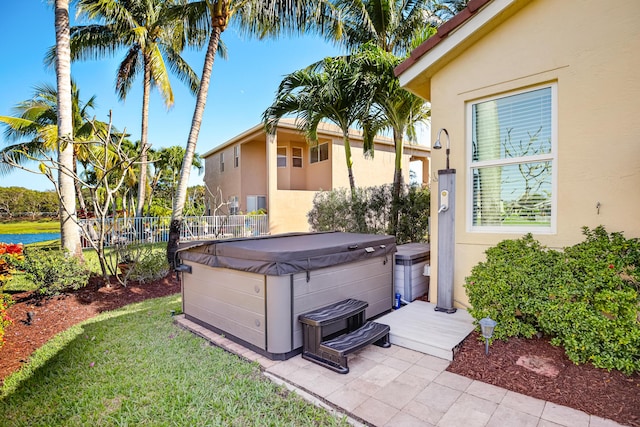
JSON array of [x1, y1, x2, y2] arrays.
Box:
[[0, 232, 61, 245]]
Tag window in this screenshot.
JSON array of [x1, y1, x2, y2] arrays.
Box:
[[246, 195, 266, 213], [220, 152, 225, 172], [292, 147, 303, 168], [229, 196, 239, 215], [277, 147, 287, 168], [234, 146, 240, 168], [310, 142, 329, 164], [468, 85, 556, 232]]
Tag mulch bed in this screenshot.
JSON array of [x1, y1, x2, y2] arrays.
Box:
[[448, 331, 640, 426]]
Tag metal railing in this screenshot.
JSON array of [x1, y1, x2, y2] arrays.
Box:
[[78, 215, 269, 248]]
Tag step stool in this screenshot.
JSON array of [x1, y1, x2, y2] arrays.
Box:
[[298, 298, 390, 374]]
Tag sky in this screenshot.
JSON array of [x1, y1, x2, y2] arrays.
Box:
[[0, 0, 428, 192]]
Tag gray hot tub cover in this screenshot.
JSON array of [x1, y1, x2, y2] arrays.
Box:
[[176, 232, 396, 276]]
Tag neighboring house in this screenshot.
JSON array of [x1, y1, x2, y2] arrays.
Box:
[[396, 0, 640, 307], [202, 118, 431, 234]]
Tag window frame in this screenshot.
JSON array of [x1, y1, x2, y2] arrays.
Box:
[[292, 147, 303, 168], [466, 83, 558, 234], [234, 145, 240, 168], [220, 152, 225, 173], [229, 196, 239, 215], [277, 146, 287, 168], [310, 142, 329, 164], [246, 195, 267, 213]]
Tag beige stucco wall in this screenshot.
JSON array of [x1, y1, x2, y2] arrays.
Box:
[[331, 137, 413, 189], [204, 144, 241, 213], [240, 139, 268, 210], [206, 124, 430, 234], [416, 0, 640, 307]]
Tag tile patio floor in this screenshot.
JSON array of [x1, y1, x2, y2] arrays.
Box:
[[175, 315, 626, 427]]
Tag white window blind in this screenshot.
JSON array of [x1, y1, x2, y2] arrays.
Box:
[[470, 86, 555, 231]]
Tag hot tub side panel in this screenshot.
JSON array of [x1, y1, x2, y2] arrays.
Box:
[[290, 256, 393, 350], [182, 262, 267, 350]]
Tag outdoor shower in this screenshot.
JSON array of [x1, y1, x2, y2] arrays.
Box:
[[433, 128, 456, 313]]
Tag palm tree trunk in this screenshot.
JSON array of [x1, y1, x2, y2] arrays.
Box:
[[390, 128, 403, 236], [54, 0, 83, 260], [342, 132, 356, 192], [136, 58, 151, 218], [168, 27, 221, 268]]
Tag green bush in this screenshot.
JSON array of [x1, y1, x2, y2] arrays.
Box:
[[21, 248, 90, 297], [396, 185, 431, 244], [117, 244, 169, 284], [465, 227, 640, 374], [128, 250, 170, 283], [307, 184, 430, 243], [0, 293, 13, 347]]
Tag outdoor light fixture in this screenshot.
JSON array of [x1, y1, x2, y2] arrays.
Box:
[[433, 128, 451, 170], [479, 317, 497, 355]]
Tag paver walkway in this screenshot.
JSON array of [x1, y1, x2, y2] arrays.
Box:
[[176, 316, 626, 427]]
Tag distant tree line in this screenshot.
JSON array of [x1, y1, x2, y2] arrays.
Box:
[[0, 187, 59, 219], [0, 184, 206, 221]]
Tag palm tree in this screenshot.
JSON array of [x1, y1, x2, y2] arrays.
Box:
[[433, 0, 469, 21], [167, 0, 331, 267], [147, 145, 202, 215], [354, 45, 430, 235], [263, 55, 375, 192], [0, 82, 108, 214], [326, 0, 438, 56], [64, 0, 202, 218], [54, 0, 82, 259]]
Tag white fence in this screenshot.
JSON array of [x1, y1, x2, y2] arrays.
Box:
[[79, 215, 269, 248]]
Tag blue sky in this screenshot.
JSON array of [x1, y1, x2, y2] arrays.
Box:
[[0, 0, 345, 191]]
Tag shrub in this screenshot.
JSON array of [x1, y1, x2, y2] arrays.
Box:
[[116, 244, 169, 284], [128, 250, 170, 283], [396, 186, 431, 244], [465, 227, 640, 374], [307, 184, 430, 243], [21, 248, 90, 297], [0, 293, 13, 348], [0, 243, 24, 283], [0, 243, 23, 348]]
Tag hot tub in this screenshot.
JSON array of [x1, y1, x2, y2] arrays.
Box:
[[177, 232, 396, 360]]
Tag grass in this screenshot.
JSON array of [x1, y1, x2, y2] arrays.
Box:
[[0, 220, 59, 234], [0, 294, 348, 426]]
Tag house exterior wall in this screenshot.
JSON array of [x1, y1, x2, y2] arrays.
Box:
[[405, 0, 640, 306], [205, 123, 431, 234], [240, 138, 268, 211], [331, 137, 412, 189], [204, 144, 241, 213]]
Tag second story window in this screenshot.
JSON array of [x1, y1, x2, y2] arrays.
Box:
[[277, 147, 287, 168], [310, 142, 328, 164], [220, 152, 225, 172], [292, 147, 303, 168], [234, 146, 240, 168]]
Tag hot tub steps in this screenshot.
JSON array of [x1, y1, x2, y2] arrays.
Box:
[[299, 298, 391, 374]]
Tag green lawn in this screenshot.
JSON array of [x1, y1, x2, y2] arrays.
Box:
[[0, 220, 60, 234], [0, 294, 348, 426]]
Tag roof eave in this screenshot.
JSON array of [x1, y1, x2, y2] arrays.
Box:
[[396, 0, 529, 101]]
